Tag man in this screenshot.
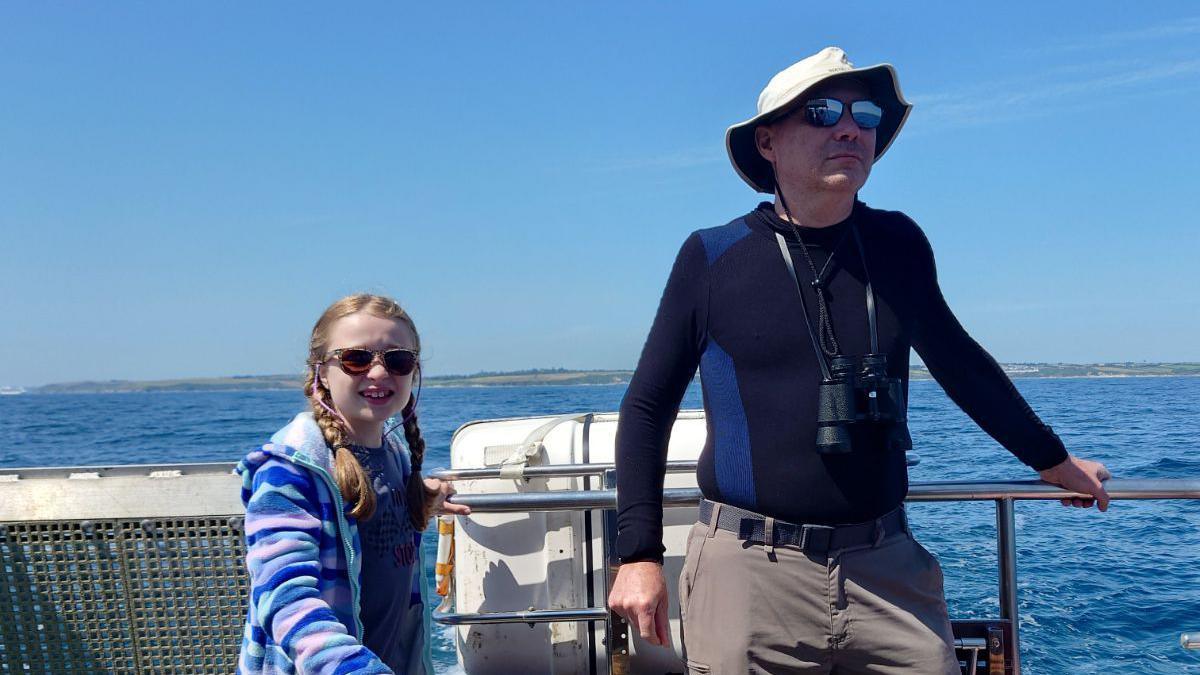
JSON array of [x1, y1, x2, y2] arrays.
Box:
[[608, 47, 1111, 674]]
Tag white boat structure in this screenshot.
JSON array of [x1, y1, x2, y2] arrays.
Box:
[[0, 386, 25, 396], [0, 408, 1197, 674]]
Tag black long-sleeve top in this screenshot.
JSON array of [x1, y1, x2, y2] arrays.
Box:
[[615, 201, 1068, 563]]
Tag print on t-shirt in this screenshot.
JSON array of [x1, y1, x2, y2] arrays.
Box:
[[354, 446, 418, 568]]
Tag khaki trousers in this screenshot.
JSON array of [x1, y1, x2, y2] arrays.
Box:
[[678, 513, 959, 674]]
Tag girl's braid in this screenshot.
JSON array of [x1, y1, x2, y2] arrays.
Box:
[[402, 402, 432, 530]]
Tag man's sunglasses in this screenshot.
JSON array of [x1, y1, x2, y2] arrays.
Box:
[[798, 98, 883, 129], [320, 348, 420, 376]]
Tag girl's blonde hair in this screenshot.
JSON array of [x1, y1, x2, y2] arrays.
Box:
[[304, 293, 431, 529]]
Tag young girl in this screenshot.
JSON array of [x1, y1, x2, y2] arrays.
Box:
[[236, 293, 469, 674]]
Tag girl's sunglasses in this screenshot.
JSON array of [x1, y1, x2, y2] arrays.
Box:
[[799, 98, 883, 129], [321, 348, 419, 376]]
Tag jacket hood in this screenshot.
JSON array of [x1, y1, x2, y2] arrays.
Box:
[[235, 412, 412, 505], [236, 411, 334, 485]]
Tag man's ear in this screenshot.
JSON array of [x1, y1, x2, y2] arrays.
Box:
[[755, 125, 774, 163]]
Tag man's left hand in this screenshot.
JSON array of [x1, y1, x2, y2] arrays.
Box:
[[1037, 455, 1112, 511]]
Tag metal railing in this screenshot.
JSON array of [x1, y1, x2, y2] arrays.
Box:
[[433, 460, 703, 481], [431, 469, 1200, 675], [431, 456, 917, 483]]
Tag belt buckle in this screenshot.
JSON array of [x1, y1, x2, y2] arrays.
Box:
[[800, 524, 835, 554]]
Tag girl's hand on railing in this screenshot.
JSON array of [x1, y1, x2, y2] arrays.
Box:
[[1037, 455, 1112, 511], [424, 477, 472, 516]]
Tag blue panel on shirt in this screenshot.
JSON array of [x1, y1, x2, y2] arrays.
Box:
[[700, 337, 756, 507], [698, 218, 751, 265]]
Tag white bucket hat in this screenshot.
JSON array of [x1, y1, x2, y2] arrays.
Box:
[[725, 47, 912, 193]]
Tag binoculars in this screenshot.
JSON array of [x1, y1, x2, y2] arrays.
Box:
[[815, 354, 913, 454]]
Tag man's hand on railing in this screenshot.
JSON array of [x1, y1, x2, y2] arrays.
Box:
[[608, 561, 671, 647], [1037, 455, 1113, 511]]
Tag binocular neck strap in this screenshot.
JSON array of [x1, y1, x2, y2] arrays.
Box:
[[850, 223, 880, 355], [774, 221, 882, 375], [775, 231, 834, 382]]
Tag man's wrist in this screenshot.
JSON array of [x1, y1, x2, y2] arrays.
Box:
[[1031, 450, 1070, 473], [618, 556, 664, 566]]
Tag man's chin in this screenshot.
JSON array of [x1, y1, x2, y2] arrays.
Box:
[[820, 171, 869, 193]]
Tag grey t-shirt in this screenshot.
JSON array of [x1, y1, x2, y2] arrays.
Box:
[[350, 442, 423, 672]]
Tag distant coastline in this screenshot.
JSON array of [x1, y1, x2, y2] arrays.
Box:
[[15, 363, 1200, 394]]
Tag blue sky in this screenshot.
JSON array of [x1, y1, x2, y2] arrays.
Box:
[[2, 3, 1198, 387]]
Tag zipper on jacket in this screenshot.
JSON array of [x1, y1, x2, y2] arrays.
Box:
[[291, 455, 365, 640]]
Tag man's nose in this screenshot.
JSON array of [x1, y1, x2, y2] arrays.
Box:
[[832, 111, 861, 140]]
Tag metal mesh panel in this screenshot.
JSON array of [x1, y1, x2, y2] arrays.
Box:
[[0, 521, 134, 673], [0, 516, 247, 674], [122, 517, 247, 673]]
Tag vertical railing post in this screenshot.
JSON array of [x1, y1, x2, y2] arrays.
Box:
[[995, 498, 1021, 675], [601, 469, 629, 675]]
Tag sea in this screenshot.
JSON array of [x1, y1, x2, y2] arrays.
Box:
[[2, 376, 1199, 674]]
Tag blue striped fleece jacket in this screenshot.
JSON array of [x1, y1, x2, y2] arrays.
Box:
[[235, 412, 433, 675]]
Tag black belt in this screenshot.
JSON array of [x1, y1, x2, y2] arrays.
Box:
[[697, 499, 907, 555]]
